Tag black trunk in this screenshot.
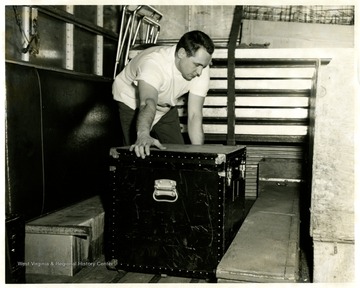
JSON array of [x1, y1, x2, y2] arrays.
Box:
[[105, 144, 246, 280]]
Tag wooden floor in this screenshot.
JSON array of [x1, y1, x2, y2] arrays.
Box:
[[26, 254, 209, 283], [26, 251, 310, 284]]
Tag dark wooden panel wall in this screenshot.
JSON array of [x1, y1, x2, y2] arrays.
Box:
[[5, 62, 122, 221]]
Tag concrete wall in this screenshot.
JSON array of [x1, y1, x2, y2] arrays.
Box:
[[154, 6, 354, 48], [241, 20, 354, 48], [154, 5, 235, 44], [310, 49, 356, 282]]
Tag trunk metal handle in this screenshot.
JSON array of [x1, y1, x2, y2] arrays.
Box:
[[153, 179, 178, 202]]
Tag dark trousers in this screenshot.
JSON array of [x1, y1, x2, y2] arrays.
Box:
[[117, 102, 184, 146]]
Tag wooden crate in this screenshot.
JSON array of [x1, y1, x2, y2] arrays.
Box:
[[25, 196, 104, 276]]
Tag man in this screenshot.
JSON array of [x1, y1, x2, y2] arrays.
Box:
[[112, 30, 214, 158]]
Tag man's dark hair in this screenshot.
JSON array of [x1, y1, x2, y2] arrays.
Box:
[[176, 30, 214, 57]]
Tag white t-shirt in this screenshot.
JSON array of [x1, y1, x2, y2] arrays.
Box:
[[112, 45, 210, 126]]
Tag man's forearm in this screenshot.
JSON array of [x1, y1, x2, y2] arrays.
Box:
[[188, 117, 204, 145], [131, 97, 165, 158], [137, 99, 157, 137]]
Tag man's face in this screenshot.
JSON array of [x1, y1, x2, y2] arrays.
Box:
[[176, 47, 212, 81]]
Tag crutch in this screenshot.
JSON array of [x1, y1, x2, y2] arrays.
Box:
[[113, 5, 143, 78], [123, 6, 144, 67], [113, 5, 163, 78], [125, 5, 163, 62]]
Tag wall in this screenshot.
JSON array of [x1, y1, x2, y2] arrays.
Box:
[[241, 19, 354, 48], [310, 49, 355, 282], [153, 5, 235, 44], [153, 6, 353, 48]]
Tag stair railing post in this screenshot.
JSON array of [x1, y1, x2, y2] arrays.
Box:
[[227, 6, 243, 146]]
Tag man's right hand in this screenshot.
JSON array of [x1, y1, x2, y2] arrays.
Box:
[[129, 134, 166, 158]]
